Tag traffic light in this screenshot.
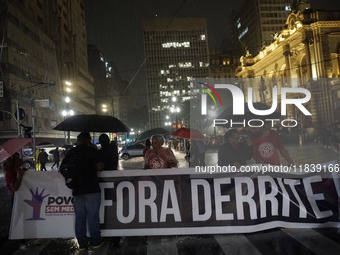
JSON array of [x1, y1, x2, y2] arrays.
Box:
[[15, 108, 25, 120], [21, 124, 32, 138]]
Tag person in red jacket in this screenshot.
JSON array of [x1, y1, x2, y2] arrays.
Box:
[[144, 135, 178, 169], [251, 126, 295, 166], [3, 153, 26, 199]]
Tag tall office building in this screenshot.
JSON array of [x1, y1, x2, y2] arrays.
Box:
[[0, 0, 94, 141], [233, 0, 311, 56], [143, 17, 210, 129]]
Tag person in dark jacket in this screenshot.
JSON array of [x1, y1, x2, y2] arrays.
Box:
[[51, 147, 60, 170], [143, 139, 151, 158], [64, 132, 104, 249], [38, 149, 48, 171], [218, 129, 253, 168], [98, 134, 118, 170]]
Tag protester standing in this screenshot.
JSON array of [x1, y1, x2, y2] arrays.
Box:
[[3, 153, 29, 248], [251, 125, 294, 165], [98, 134, 118, 170], [144, 135, 178, 169], [3, 153, 26, 201], [38, 149, 48, 171], [61, 132, 104, 249], [218, 129, 253, 168], [143, 139, 151, 159], [51, 147, 60, 170]]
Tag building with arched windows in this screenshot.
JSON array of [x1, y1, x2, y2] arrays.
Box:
[[236, 10, 340, 135]]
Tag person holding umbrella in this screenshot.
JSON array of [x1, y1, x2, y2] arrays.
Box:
[[144, 135, 178, 169], [62, 132, 105, 249]]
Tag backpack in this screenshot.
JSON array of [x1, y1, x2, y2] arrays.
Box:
[[59, 148, 88, 189]]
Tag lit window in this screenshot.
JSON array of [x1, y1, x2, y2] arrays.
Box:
[[162, 42, 190, 48], [238, 27, 248, 40], [178, 62, 192, 68], [200, 34, 206, 40], [237, 18, 241, 29]]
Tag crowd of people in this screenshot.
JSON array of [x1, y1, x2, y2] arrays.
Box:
[[3, 123, 340, 251]]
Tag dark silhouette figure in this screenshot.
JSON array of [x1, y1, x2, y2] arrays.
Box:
[[51, 147, 60, 169], [143, 139, 151, 158], [38, 149, 48, 171], [98, 134, 118, 170], [218, 129, 253, 168]]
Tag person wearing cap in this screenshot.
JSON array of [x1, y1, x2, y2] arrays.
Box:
[[65, 132, 104, 250]]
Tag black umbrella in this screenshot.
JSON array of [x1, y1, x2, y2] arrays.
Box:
[[135, 128, 170, 142], [54, 114, 129, 132], [216, 102, 281, 127]]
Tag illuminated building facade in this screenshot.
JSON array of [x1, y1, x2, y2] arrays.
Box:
[[234, 0, 311, 56], [143, 17, 210, 129], [236, 10, 340, 134]]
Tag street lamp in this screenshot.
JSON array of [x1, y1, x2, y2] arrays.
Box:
[[102, 104, 108, 112], [62, 95, 74, 144]]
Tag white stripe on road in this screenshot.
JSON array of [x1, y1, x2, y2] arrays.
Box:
[[147, 236, 179, 255], [215, 234, 262, 255], [282, 229, 340, 255]]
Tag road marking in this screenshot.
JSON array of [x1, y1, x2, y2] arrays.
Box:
[[282, 228, 340, 255], [215, 234, 262, 255]]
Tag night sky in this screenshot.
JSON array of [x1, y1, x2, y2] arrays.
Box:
[[84, 0, 340, 101]]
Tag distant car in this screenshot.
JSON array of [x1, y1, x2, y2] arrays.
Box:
[[22, 156, 35, 169], [120, 143, 145, 160]]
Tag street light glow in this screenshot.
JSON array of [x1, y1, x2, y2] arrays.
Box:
[[62, 110, 67, 116], [66, 87, 72, 93], [65, 96, 70, 103], [69, 110, 74, 115], [65, 81, 72, 86]]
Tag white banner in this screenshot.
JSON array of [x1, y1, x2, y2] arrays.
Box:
[[10, 167, 340, 239], [10, 172, 75, 239]]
